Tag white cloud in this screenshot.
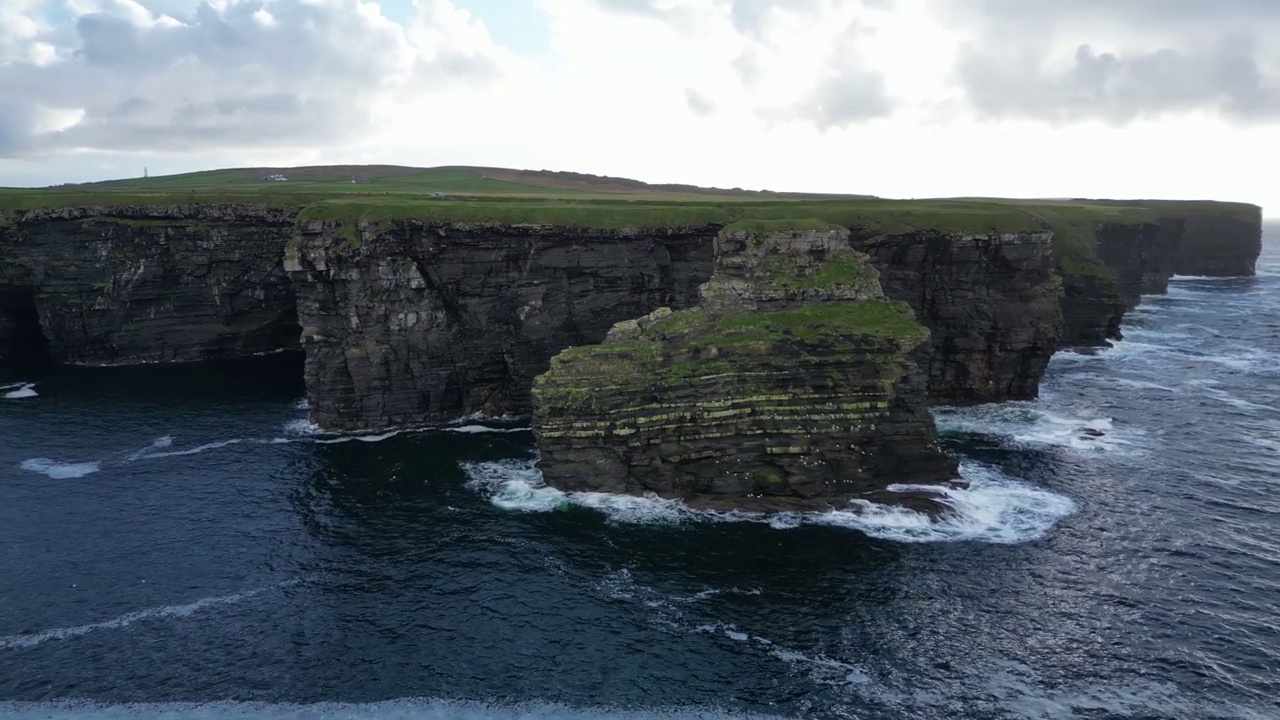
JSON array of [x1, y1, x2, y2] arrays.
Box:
[[0, 0, 506, 156], [0, 0, 1277, 213], [940, 0, 1280, 124]]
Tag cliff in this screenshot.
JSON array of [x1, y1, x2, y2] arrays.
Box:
[[1053, 201, 1262, 347], [284, 220, 714, 431], [0, 205, 299, 365], [0, 196, 1262, 434], [850, 229, 1061, 404], [532, 223, 958, 509]]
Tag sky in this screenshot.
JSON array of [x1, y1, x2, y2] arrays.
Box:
[[0, 0, 1277, 212]]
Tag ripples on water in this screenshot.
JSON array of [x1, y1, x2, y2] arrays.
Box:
[[2, 233, 1279, 719]]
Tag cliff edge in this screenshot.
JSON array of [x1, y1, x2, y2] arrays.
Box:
[[532, 221, 959, 510]]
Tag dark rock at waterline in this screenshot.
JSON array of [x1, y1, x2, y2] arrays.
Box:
[[0, 201, 1263, 433]]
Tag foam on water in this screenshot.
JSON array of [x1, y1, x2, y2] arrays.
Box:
[[2, 383, 37, 399], [447, 424, 531, 435], [282, 418, 321, 436], [18, 458, 101, 479], [0, 700, 779, 720], [0, 581, 297, 651], [134, 439, 247, 459], [934, 399, 1137, 455], [461, 458, 1076, 544]]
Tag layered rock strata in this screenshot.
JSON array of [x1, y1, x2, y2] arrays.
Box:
[[285, 220, 715, 431], [849, 229, 1062, 404], [533, 223, 959, 510], [0, 201, 1263, 432], [0, 206, 299, 365], [1055, 202, 1262, 347]]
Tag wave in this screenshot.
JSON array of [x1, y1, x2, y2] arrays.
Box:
[[2, 382, 37, 399], [934, 399, 1138, 455], [461, 458, 1076, 545], [0, 700, 780, 720], [18, 458, 101, 479], [447, 424, 531, 435], [0, 581, 297, 651]]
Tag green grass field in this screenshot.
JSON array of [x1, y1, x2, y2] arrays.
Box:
[[0, 164, 1258, 256]]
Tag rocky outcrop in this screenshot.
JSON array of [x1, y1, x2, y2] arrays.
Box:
[[850, 229, 1062, 404], [532, 223, 959, 510], [1055, 202, 1262, 347], [1172, 204, 1263, 277], [0, 199, 1262, 432], [285, 220, 715, 431], [0, 205, 300, 365]]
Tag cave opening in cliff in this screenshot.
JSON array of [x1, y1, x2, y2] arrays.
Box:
[[0, 296, 53, 372]]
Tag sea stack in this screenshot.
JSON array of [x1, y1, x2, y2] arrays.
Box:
[[532, 220, 960, 511]]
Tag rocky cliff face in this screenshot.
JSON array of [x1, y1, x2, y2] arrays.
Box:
[[0, 206, 300, 365], [1173, 205, 1263, 277], [1055, 203, 1262, 347], [285, 220, 715, 431], [533, 224, 959, 510], [0, 201, 1261, 432], [850, 229, 1062, 404]]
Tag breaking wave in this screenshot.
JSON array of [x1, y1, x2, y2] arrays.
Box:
[[2, 382, 37, 399], [933, 399, 1138, 455], [18, 458, 101, 479], [461, 458, 1075, 545]]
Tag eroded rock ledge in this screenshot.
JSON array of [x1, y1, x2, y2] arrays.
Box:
[[532, 222, 959, 510]]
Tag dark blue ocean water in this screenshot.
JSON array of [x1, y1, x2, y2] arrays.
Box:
[[1, 227, 1278, 720]]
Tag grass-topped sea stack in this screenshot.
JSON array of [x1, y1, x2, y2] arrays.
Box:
[[532, 220, 960, 511]]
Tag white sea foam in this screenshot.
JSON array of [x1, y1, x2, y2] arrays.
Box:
[[134, 439, 246, 459], [282, 417, 321, 436], [2, 383, 37, 399], [0, 700, 779, 720], [18, 458, 101, 479], [462, 458, 1076, 544], [447, 424, 531, 435], [0, 581, 296, 651], [293, 397, 310, 410], [934, 399, 1137, 455]]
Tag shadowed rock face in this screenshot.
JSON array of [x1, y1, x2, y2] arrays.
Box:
[[532, 225, 959, 511], [1174, 208, 1263, 277], [285, 221, 717, 431], [0, 202, 1261, 432], [1056, 206, 1262, 348], [850, 229, 1062, 405], [0, 206, 301, 366]]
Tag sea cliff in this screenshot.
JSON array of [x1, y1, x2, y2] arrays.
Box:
[[0, 196, 1263, 434], [532, 222, 959, 509]]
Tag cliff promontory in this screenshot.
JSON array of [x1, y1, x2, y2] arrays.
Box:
[[532, 222, 959, 510], [0, 178, 1264, 439]]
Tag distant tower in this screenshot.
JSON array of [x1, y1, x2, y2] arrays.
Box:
[[144, 166, 149, 179]]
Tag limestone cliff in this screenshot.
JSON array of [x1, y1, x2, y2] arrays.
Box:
[[0, 205, 299, 365], [0, 199, 1262, 433], [1054, 202, 1262, 347], [284, 220, 715, 431], [850, 229, 1062, 404], [532, 223, 959, 510]]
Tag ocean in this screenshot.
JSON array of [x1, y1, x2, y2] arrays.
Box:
[[1, 226, 1277, 719]]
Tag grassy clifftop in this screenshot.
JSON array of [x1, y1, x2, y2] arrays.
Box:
[[0, 164, 1259, 261]]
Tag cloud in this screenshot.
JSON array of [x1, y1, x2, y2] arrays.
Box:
[[0, 0, 507, 157], [588, 0, 895, 128], [942, 0, 1280, 123], [684, 88, 715, 116]]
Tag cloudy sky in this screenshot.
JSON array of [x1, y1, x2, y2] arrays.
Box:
[[1, 0, 1278, 211]]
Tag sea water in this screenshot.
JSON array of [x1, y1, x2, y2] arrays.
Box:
[[2, 227, 1278, 719]]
